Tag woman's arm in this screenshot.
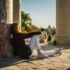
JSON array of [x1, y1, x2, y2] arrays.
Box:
[[15, 31, 41, 39]]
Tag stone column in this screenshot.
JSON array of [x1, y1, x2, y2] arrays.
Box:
[[13, 0, 21, 31], [6, 0, 13, 24], [0, 0, 13, 58], [0, 0, 6, 22], [56, 0, 70, 45]]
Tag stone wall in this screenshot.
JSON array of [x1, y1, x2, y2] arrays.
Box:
[[0, 22, 12, 58], [0, 0, 12, 58], [0, 0, 21, 58]]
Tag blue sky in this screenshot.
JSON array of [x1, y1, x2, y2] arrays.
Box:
[[21, 0, 56, 28]]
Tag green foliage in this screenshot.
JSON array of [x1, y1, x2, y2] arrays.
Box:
[[21, 11, 32, 27], [21, 11, 40, 32], [47, 35, 51, 41], [51, 27, 56, 36], [53, 39, 56, 45], [45, 25, 56, 42], [45, 25, 56, 36], [21, 11, 56, 37], [26, 22, 40, 32]]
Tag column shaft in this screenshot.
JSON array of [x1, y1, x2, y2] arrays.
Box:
[[56, 0, 70, 45], [6, 0, 13, 24], [13, 0, 21, 29]]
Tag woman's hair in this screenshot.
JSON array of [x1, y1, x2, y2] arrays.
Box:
[[40, 28, 45, 31], [10, 23, 18, 34], [30, 31, 41, 35]]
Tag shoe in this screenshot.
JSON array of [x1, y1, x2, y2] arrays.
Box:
[[37, 52, 48, 59], [29, 55, 38, 59], [55, 48, 61, 55]]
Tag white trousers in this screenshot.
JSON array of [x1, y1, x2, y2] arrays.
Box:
[[29, 35, 40, 52], [29, 35, 60, 57]]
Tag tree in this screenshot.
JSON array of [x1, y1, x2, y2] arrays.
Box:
[[21, 11, 32, 27], [45, 25, 56, 36], [51, 27, 56, 36], [45, 25, 56, 42], [26, 22, 40, 32], [45, 25, 51, 35]]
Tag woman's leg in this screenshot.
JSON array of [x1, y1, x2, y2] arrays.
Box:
[[29, 35, 40, 56]]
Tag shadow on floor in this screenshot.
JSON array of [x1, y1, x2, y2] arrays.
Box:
[[0, 44, 70, 68], [66, 68, 70, 70], [0, 57, 21, 68], [0, 56, 50, 68], [0, 54, 60, 69]]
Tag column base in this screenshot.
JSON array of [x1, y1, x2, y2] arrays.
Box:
[[56, 36, 70, 46]]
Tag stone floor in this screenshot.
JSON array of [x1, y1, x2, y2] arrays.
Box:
[[0, 45, 70, 70]]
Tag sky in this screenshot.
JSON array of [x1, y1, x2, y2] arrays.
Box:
[[21, 0, 56, 28]]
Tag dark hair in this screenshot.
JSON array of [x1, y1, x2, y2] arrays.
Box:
[[40, 28, 45, 31], [10, 23, 18, 34], [31, 31, 41, 35]]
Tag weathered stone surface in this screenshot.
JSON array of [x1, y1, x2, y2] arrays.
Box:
[[0, 22, 12, 58], [0, 0, 6, 21], [0, 0, 21, 59], [56, 0, 70, 45], [5, 0, 13, 24]]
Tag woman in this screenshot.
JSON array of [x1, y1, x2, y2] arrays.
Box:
[[10, 23, 41, 59], [11, 23, 61, 59]]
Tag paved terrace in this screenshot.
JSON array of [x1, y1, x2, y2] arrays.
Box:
[[0, 44, 70, 70]]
